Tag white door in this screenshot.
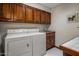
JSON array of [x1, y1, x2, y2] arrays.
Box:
[[5, 37, 32, 56]]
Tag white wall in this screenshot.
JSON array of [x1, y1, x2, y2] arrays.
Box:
[[24, 3, 51, 12], [0, 22, 49, 33], [49, 3, 79, 47]]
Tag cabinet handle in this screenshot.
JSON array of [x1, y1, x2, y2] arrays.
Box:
[[27, 43, 29, 47]]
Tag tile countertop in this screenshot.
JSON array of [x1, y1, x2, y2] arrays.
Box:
[[61, 37, 79, 52]]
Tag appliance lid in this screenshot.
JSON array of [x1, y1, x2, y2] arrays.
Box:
[[5, 32, 45, 39], [7, 29, 40, 34]]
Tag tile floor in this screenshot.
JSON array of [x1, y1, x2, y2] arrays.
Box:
[[44, 47, 63, 56]]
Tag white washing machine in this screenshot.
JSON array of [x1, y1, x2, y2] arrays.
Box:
[[4, 29, 46, 56]]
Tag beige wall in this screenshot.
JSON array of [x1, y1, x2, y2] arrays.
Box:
[[49, 3, 79, 47]]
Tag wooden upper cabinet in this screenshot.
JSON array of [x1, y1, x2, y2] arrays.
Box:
[[40, 11, 46, 24], [33, 9, 41, 24], [12, 4, 25, 23], [45, 12, 51, 24], [41, 11, 51, 24], [0, 3, 51, 24], [0, 3, 13, 22], [25, 6, 33, 23]]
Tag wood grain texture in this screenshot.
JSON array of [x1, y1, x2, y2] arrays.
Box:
[[60, 45, 79, 56], [46, 32, 55, 50], [0, 3, 51, 24], [0, 3, 13, 22], [25, 6, 33, 23], [33, 8, 41, 24], [12, 3, 25, 23]]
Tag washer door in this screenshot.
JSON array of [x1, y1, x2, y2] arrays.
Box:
[[5, 37, 32, 56]]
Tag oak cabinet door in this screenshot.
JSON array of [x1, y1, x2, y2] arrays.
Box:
[[46, 32, 55, 50], [40, 11, 51, 24], [12, 4, 25, 23], [34, 9, 41, 24], [25, 6, 33, 23], [0, 3, 13, 22], [40, 11, 46, 24], [45, 12, 51, 24]]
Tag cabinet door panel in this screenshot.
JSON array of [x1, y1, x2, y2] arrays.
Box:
[[46, 37, 54, 49], [0, 3, 13, 22], [34, 9, 41, 24], [45, 12, 51, 24], [25, 6, 33, 23], [46, 32, 55, 50], [40, 11, 46, 24], [40, 11, 51, 24], [0, 3, 3, 20], [12, 4, 25, 23]]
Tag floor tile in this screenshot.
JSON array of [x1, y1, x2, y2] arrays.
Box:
[[44, 47, 63, 56]]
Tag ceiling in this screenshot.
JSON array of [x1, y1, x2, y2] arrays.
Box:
[[40, 3, 60, 9]]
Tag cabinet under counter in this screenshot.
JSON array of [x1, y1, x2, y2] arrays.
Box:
[[60, 37, 79, 56], [46, 32, 55, 50]]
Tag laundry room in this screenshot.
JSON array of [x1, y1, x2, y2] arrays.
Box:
[[0, 3, 79, 56]]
